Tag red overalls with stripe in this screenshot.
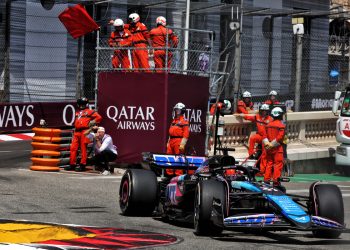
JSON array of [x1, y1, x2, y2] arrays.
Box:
[[108, 29, 132, 69], [166, 116, 189, 175], [244, 114, 273, 173], [128, 22, 150, 71], [264, 119, 285, 183], [236, 100, 254, 114], [70, 108, 102, 166], [150, 25, 178, 72]]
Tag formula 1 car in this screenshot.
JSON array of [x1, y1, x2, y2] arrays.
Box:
[[119, 153, 345, 238]]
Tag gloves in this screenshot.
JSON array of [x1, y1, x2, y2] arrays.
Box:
[[265, 142, 273, 150], [179, 138, 188, 152], [88, 120, 96, 128]]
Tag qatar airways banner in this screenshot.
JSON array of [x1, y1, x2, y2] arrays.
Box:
[[98, 72, 209, 163], [0, 101, 79, 132]]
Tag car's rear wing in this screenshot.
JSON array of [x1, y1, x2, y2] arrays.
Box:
[[142, 152, 207, 170]]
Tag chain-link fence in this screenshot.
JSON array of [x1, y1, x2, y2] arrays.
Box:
[[1, 0, 349, 112], [96, 26, 214, 75], [215, 32, 349, 112]]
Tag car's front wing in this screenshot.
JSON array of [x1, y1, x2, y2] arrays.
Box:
[[222, 213, 344, 231]]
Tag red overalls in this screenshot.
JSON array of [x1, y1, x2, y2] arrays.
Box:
[[150, 25, 178, 72], [128, 22, 150, 71], [264, 119, 286, 184], [244, 114, 273, 173], [264, 99, 280, 105], [70, 108, 102, 166], [236, 100, 254, 114], [166, 115, 190, 175], [108, 29, 132, 69]]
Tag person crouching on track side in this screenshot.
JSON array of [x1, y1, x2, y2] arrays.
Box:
[[66, 98, 102, 172], [265, 90, 280, 105], [235, 104, 273, 173], [128, 13, 152, 72], [86, 127, 118, 176], [236, 91, 254, 114], [263, 107, 286, 187], [166, 102, 190, 176], [150, 16, 178, 73], [109, 18, 132, 70]]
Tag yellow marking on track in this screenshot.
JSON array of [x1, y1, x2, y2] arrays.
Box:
[[0, 223, 95, 243]]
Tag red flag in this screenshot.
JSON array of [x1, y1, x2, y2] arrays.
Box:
[[58, 4, 99, 39]]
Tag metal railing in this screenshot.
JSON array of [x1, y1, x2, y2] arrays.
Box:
[[95, 26, 214, 74], [94, 26, 215, 107]]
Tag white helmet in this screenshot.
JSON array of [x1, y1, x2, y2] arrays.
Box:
[[270, 107, 284, 118], [242, 91, 252, 98], [223, 100, 231, 110], [129, 13, 140, 23], [156, 16, 166, 26], [113, 18, 124, 28], [269, 90, 277, 96], [174, 102, 185, 110], [259, 104, 270, 111], [174, 102, 186, 115]]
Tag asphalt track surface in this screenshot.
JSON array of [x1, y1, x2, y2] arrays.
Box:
[[1, 140, 350, 249]]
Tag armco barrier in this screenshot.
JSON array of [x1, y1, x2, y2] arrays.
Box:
[[30, 128, 73, 172]]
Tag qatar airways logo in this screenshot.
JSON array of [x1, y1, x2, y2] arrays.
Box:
[[107, 105, 155, 131], [181, 109, 202, 133], [0, 105, 34, 128]]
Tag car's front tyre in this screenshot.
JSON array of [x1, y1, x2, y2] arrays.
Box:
[[309, 182, 344, 238], [119, 169, 158, 216], [194, 179, 226, 236]]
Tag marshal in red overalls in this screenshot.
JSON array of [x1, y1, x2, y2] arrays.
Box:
[[67, 98, 102, 171], [263, 107, 286, 185], [166, 102, 190, 175]]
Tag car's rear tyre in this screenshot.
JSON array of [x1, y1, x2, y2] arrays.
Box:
[[194, 179, 226, 236], [119, 169, 158, 216], [309, 182, 344, 238]]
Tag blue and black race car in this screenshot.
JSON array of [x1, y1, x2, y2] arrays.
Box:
[[119, 153, 345, 238]]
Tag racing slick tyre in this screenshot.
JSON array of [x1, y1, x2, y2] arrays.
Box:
[[194, 179, 226, 236], [119, 169, 158, 216], [309, 182, 344, 238]]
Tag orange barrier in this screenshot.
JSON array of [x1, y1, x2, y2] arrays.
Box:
[[31, 142, 70, 151], [32, 136, 71, 143], [31, 150, 70, 157], [30, 127, 73, 172], [30, 166, 60, 171], [32, 127, 72, 137]]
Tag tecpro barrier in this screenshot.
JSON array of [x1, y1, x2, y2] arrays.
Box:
[[30, 127, 72, 172]]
